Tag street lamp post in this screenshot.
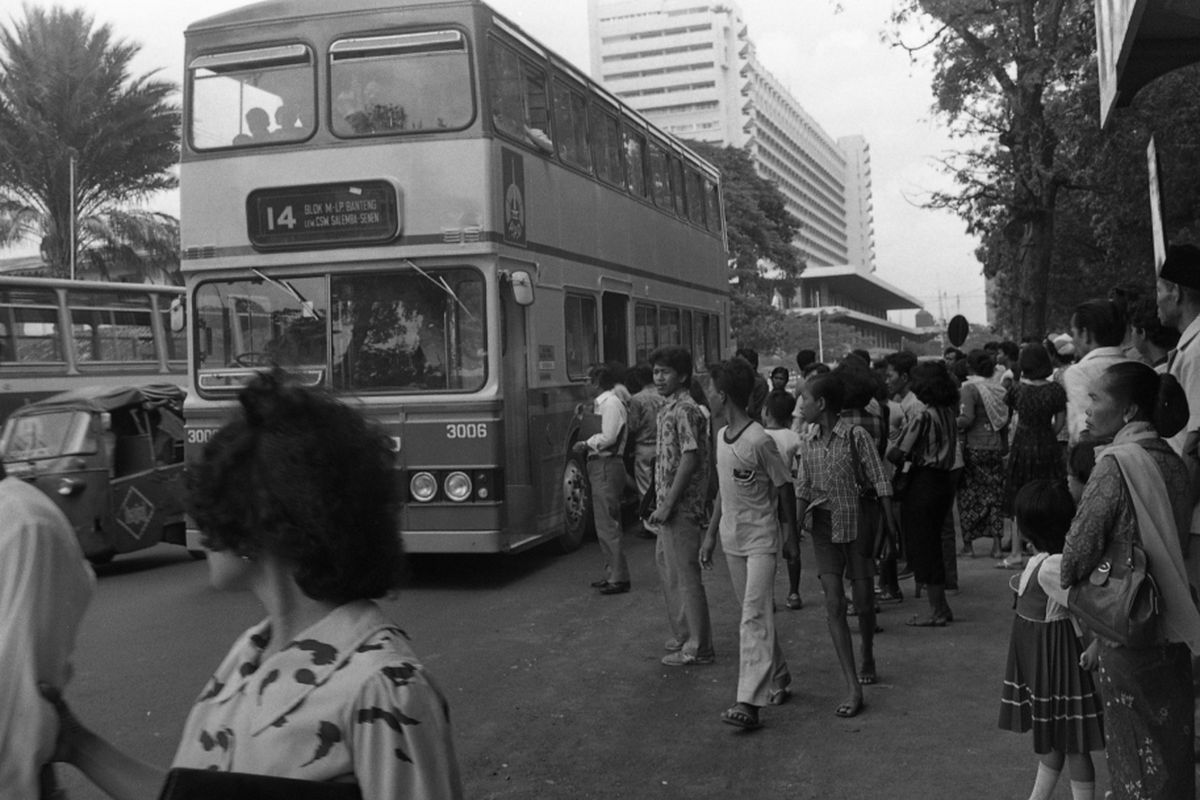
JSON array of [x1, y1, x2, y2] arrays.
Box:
[[814, 290, 824, 363]]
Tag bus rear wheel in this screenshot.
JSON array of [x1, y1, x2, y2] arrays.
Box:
[[559, 453, 593, 553]]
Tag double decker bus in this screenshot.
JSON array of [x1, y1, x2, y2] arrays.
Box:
[[0, 276, 186, 421], [180, 0, 729, 553]]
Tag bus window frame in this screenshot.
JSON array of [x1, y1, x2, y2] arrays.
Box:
[[186, 40, 319, 152], [327, 24, 478, 140], [587, 99, 623, 188], [550, 75, 592, 174], [564, 291, 599, 381], [486, 35, 554, 155]]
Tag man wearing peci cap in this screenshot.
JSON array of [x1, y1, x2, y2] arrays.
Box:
[[1156, 243, 1200, 458]]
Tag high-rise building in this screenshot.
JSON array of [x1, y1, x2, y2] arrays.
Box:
[[588, 0, 924, 353]]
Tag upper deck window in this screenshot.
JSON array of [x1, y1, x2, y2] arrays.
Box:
[[189, 44, 315, 150], [330, 30, 473, 137], [488, 40, 553, 152]]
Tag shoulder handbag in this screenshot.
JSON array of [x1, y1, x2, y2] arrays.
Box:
[[1067, 532, 1161, 648]]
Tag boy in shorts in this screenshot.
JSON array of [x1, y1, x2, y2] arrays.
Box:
[[794, 374, 899, 717]]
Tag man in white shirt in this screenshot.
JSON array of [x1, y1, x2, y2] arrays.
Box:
[[1062, 299, 1132, 445], [573, 363, 630, 594], [1157, 244, 1200, 457]]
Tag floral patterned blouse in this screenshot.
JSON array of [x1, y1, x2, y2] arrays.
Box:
[[654, 388, 711, 526], [173, 601, 463, 800], [1061, 424, 1190, 590]]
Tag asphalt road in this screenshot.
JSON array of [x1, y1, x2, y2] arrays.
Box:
[[53, 533, 1121, 799]]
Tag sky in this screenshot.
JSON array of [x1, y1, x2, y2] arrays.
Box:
[[19, 0, 988, 325]]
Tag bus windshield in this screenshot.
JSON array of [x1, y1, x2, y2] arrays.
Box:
[[195, 269, 486, 393], [330, 29, 473, 137], [0, 410, 95, 461], [190, 43, 315, 149]]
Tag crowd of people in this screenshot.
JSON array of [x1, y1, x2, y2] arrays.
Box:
[[8, 245, 1200, 799], [571, 243, 1200, 800]]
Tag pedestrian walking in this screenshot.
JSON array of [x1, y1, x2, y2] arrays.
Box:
[[887, 360, 959, 627], [700, 358, 796, 730], [646, 346, 715, 667], [44, 370, 464, 800], [957, 349, 1009, 558], [795, 373, 899, 716], [625, 362, 665, 539], [762, 390, 804, 610], [575, 363, 630, 594], [998, 480, 1103, 800], [0, 469, 94, 800], [999, 344, 1066, 570]]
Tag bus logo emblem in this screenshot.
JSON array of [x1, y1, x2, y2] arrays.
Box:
[[502, 149, 526, 246]]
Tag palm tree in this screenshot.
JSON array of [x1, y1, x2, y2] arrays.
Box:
[[0, 5, 180, 282]]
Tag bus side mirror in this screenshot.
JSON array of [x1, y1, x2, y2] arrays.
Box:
[[509, 270, 534, 307], [169, 298, 186, 332]]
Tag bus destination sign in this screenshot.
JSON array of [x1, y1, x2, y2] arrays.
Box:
[[246, 180, 400, 249]]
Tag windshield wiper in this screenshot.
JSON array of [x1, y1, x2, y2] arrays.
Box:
[[402, 259, 477, 320], [251, 268, 323, 320]]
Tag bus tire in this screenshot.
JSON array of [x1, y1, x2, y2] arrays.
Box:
[[559, 452, 593, 553]]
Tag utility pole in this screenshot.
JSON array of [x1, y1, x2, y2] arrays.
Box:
[[68, 148, 77, 280]]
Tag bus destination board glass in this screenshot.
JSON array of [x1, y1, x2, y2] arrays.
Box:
[[246, 181, 400, 249]]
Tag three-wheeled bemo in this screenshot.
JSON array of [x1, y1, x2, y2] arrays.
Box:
[[0, 384, 189, 564]]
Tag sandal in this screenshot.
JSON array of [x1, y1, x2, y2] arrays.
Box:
[[834, 697, 864, 718], [905, 615, 947, 627], [721, 703, 762, 730], [768, 687, 792, 706], [785, 593, 803, 610]]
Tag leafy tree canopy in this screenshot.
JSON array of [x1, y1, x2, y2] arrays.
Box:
[[683, 140, 803, 350], [0, 4, 180, 280]]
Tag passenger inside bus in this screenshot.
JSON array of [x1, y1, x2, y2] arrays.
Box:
[[231, 107, 271, 145], [271, 103, 308, 140]]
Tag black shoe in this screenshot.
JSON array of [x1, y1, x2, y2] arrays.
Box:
[[598, 581, 631, 595], [590, 578, 610, 588]]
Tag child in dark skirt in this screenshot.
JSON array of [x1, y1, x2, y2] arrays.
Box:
[[998, 479, 1103, 800]]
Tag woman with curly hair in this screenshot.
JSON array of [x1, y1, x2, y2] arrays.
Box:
[[45, 371, 463, 800], [887, 360, 959, 627]]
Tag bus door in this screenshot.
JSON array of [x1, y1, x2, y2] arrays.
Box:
[[500, 262, 538, 540], [601, 288, 629, 364]]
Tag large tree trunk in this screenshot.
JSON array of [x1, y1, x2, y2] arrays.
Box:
[[1018, 209, 1054, 339]]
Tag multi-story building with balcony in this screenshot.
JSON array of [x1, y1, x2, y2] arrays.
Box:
[[588, 0, 923, 354]]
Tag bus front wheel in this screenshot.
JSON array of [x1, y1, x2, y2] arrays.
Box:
[[559, 453, 594, 553]]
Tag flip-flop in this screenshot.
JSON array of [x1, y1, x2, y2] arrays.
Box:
[[857, 664, 877, 685], [834, 698, 864, 718], [906, 615, 947, 627], [721, 704, 762, 730]]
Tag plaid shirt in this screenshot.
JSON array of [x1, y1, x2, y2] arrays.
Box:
[[795, 419, 891, 543]]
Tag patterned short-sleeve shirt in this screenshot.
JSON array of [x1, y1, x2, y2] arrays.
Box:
[[173, 601, 463, 800], [654, 388, 711, 525]]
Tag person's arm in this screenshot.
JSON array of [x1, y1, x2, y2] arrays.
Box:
[[1050, 409, 1066, 436], [779, 484, 799, 561], [41, 686, 166, 800], [1061, 457, 1122, 588], [700, 492, 721, 568], [957, 384, 976, 431], [648, 450, 698, 526]]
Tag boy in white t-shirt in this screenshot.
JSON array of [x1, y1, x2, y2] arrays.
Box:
[[701, 359, 797, 731]]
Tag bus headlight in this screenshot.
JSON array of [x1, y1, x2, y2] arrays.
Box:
[[410, 472, 438, 502], [444, 471, 472, 502]]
